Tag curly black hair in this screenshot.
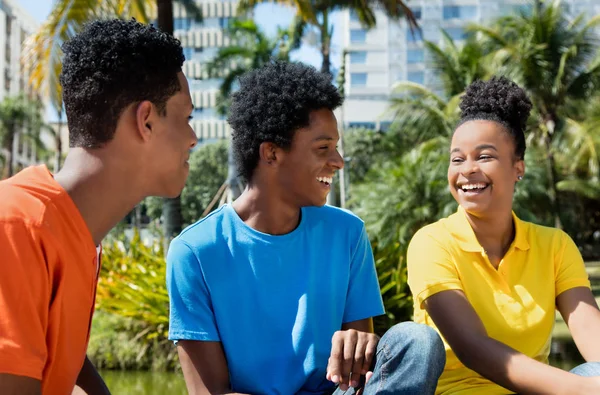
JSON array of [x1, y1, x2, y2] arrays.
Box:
[[227, 61, 343, 181], [458, 76, 532, 160], [60, 19, 185, 148]]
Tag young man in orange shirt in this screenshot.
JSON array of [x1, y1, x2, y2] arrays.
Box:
[[0, 19, 196, 394]]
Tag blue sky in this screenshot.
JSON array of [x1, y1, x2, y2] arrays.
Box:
[[17, 0, 342, 70]]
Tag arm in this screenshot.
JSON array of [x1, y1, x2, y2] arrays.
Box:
[[425, 290, 600, 395], [177, 341, 248, 395], [74, 357, 110, 395], [557, 287, 600, 362], [0, 374, 40, 395]]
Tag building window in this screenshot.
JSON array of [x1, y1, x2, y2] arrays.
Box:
[[350, 10, 360, 22], [406, 28, 422, 42], [349, 122, 376, 129], [407, 49, 424, 63], [183, 47, 194, 61], [350, 29, 367, 43], [443, 5, 477, 20], [407, 71, 425, 85], [174, 18, 191, 30], [445, 27, 467, 41], [349, 51, 367, 64], [219, 18, 228, 28], [411, 7, 422, 19], [350, 73, 367, 86]]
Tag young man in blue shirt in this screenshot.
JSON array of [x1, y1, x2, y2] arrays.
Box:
[[166, 61, 445, 395]]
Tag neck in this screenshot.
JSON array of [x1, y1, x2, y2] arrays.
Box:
[[232, 181, 300, 236], [464, 208, 515, 257], [54, 149, 146, 246]]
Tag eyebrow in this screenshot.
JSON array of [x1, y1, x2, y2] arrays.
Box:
[[451, 144, 498, 153], [312, 135, 335, 142]]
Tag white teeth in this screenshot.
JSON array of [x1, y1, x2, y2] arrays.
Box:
[[317, 177, 333, 184], [460, 183, 487, 190]]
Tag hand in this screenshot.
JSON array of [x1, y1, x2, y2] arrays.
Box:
[[326, 329, 379, 391]]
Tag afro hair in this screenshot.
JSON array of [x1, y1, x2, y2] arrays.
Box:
[[227, 61, 343, 181], [60, 19, 185, 148], [458, 76, 532, 160]]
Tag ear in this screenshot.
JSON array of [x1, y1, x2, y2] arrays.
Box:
[[135, 101, 154, 142], [515, 159, 525, 181], [259, 142, 280, 165]]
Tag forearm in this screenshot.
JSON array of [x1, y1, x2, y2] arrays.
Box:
[[75, 357, 110, 395], [460, 335, 589, 395]]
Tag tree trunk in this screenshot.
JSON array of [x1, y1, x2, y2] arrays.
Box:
[[157, 0, 184, 240], [543, 118, 563, 229], [319, 11, 331, 77], [54, 111, 63, 172], [226, 141, 242, 202], [6, 126, 15, 178]]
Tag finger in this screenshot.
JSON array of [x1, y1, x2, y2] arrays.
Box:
[[363, 337, 377, 374], [351, 336, 367, 387], [341, 332, 358, 391], [328, 332, 344, 385], [365, 371, 373, 384]]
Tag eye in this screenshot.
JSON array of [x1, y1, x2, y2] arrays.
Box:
[[451, 157, 464, 163], [479, 154, 493, 160], [319, 146, 329, 150]]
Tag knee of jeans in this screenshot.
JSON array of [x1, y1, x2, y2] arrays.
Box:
[[379, 322, 445, 361], [571, 362, 600, 377]]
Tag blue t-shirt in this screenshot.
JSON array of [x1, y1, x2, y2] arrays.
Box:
[[166, 204, 384, 395]]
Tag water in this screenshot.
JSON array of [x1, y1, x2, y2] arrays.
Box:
[[100, 351, 583, 395], [100, 370, 187, 395]]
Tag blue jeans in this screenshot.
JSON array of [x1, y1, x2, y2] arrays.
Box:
[[571, 362, 600, 377], [331, 322, 446, 395]]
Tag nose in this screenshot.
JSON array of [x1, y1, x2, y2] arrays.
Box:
[[460, 158, 479, 175], [329, 147, 344, 170], [189, 128, 198, 149]]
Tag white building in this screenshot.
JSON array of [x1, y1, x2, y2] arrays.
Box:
[[174, 0, 239, 142], [0, 0, 37, 100], [340, 0, 600, 130], [0, 0, 40, 173]]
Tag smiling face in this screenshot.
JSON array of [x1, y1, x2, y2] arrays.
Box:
[[275, 108, 344, 207], [448, 120, 524, 217]]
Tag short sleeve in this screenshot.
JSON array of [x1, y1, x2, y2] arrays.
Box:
[[0, 221, 49, 379], [166, 237, 220, 341], [555, 231, 590, 296], [342, 225, 385, 324], [407, 228, 463, 308]]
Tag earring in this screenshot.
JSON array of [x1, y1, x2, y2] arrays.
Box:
[[517, 176, 523, 181]]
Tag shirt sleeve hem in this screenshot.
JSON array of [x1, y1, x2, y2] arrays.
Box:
[[342, 307, 386, 324], [556, 279, 591, 297], [0, 360, 43, 380], [416, 281, 463, 308], [168, 330, 220, 342]]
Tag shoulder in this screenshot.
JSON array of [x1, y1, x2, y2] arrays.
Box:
[[303, 205, 365, 230], [0, 167, 59, 227], [167, 205, 230, 267], [409, 216, 454, 248], [524, 220, 575, 252]]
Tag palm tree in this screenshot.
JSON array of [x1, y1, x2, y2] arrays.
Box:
[[237, 0, 419, 76], [469, 0, 600, 227], [23, 0, 201, 239], [207, 18, 296, 115], [424, 30, 487, 98], [0, 95, 46, 178]]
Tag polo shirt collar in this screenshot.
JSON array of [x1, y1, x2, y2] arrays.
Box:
[[447, 206, 530, 252]]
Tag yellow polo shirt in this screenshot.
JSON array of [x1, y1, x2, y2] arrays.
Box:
[[407, 207, 590, 394]]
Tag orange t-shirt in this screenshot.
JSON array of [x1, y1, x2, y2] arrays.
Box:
[[0, 165, 99, 395]]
